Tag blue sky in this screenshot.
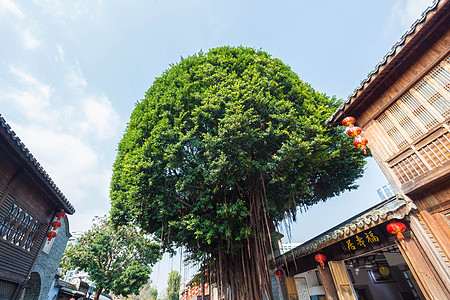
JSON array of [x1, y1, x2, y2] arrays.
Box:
[[0, 0, 435, 295]]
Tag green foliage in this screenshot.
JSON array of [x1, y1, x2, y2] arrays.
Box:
[[111, 46, 366, 254], [119, 280, 158, 300], [166, 271, 180, 300], [110, 46, 367, 298], [60, 217, 160, 300]]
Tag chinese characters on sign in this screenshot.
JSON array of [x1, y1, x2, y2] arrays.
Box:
[[340, 228, 384, 253]]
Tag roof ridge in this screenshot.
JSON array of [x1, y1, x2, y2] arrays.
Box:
[[0, 114, 75, 213], [327, 0, 442, 124]]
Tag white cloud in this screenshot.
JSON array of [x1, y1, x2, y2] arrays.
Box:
[[22, 27, 41, 49], [2, 64, 120, 141], [67, 60, 88, 91], [391, 0, 434, 29], [0, 0, 42, 50], [0, 0, 25, 19], [56, 45, 65, 62], [33, 0, 103, 21], [3, 66, 55, 122], [10, 123, 112, 226], [77, 95, 120, 140], [1, 62, 120, 231]]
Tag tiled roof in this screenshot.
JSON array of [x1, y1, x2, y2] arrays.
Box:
[[0, 114, 75, 214], [327, 0, 443, 125], [275, 195, 415, 264]]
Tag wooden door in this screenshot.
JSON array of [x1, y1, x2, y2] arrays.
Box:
[[317, 266, 339, 300], [328, 261, 357, 300]]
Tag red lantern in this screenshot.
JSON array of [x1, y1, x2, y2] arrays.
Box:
[[315, 253, 327, 268], [342, 117, 356, 127], [51, 221, 62, 230], [55, 211, 66, 220], [347, 126, 362, 138], [275, 269, 283, 283], [353, 136, 369, 154], [46, 231, 58, 241], [386, 222, 407, 240]]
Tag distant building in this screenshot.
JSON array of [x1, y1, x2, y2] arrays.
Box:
[[0, 114, 75, 300], [63, 231, 93, 284], [278, 242, 302, 255], [377, 183, 396, 201], [67, 231, 84, 245]]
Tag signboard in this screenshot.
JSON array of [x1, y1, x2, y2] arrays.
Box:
[[340, 228, 386, 254], [295, 277, 310, 300]]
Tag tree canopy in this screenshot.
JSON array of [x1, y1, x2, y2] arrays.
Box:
[[119, 280, 158, 300], [60, 217, 160, 300], [110, 46, 367, 299], [166, 271, 181, 300]]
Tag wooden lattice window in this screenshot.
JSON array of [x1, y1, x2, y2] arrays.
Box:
[[378, 113, 409, 148], [0, 201, 42, 251], [377, 55, 450, 149]]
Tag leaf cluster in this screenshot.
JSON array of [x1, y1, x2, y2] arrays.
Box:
[[110, 46, 367, 258], [166, 271, 181, 300], [60, 217, 160, 298]]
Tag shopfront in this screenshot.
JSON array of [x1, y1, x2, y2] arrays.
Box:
[[274, 195, 437, 300]]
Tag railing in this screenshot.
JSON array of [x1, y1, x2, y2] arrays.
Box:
[[390, 127, 450, 184]]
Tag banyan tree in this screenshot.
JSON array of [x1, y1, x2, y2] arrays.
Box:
[[110, 46, 367, 299]]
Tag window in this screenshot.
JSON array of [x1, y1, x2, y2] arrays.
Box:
[[0, 201, 43, 251], [377, 55, 450, 149]]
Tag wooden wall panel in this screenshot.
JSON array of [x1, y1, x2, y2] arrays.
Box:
[[398, 236, 450, 300], [317, 266, 339, 300], [357, 27, 450, 128], [285, 276, 299, 299], [413, 177, 450, 212], [328, 261, 357, 300]]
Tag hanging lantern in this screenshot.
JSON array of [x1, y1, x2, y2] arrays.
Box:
[[46, 231, 58, 241], [275, 269, 283, 283], [51, 220, 62, 230], [315, 253, 327, 268], [342, 116, 356, 127], [353, 136, 369, 154], [386, 222, 407, 240], [55, 211, 66, 220], [347, 126, 362, 137]]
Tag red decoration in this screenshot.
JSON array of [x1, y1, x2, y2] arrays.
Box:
[[51, 221, 62, 230], [353, 136, 369, 154], [386, 222, 407, 240], [275, 269, 283, 283], [347, 126, 362, 137], [46, 231, 58, 241], [55, 211, 66, 220], [342, 116, 356, 127], [315, 253, 327, 268]]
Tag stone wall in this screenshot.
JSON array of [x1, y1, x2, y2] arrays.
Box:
[[27, 217, 70, 300]]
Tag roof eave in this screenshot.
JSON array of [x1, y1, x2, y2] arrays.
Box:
[[327, 0, 447, 126], [0, 115, 75, 214], [274, 195, 415, 265]]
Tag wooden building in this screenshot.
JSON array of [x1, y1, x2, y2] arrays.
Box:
[[275, 0, 450, 299], [275, 196, 424, 300], [0, 115, 75, 299]]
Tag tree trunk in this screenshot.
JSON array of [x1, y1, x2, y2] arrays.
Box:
[[212, 180, 276, 300], [94, 287, 103, 300]]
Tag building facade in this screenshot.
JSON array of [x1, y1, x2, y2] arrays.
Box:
[[0, 115, 75, 299], [275, 196, 423, 300], [275, 0, 450, 299]]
